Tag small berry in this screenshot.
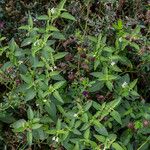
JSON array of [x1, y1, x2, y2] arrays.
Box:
[[0, 21, 4, 28], [81, 62, 89, 70], [127, 122, 135, 129], [80, 53, 86, 58], [58, 62, 67, 70], [143, 120, 149, 127], [7, 67, 13, 73], [16, 79, 21, 85], [65, 53, 73, 61], [125, 35, 131, 41], [96, 94, 105, 101], [88, 56, 95, 62], [79, 77, 84, 81], [103, 116, 108, 121], [68, 72, 75, 81]]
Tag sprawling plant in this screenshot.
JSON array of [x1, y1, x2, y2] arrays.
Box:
[[0, 0, 150, 149]]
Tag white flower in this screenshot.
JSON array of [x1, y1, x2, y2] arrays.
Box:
[[52, 136, 56, 141], [55, 137, 59, 142], [52, 136, 59, 142], [51, 7, 55, 14], [33, 18, 37, 22], [122, 82, 128, 88], [111, 61, 116, 66], [73, 113, 78, 117], [43, 99, 47, 102], [119, 37, 122, 42], [53, 66, 57, 70], [36, 103, 39, 107], [18, 61, 23, 65]]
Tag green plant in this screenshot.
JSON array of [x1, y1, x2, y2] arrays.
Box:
[[0, 0, 150, 150]]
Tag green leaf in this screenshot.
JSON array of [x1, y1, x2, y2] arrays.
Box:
[[80, 123, 90, 131], [47, 25, 59, 31], [56, 119, 61, 130], [106, 81, 113, 91], [25, 89, 36, 101], [73, 142, 80, 150], [51, 74, 65, 81], [52, 32, 66, 40], [112, 142, 124, 150], [11, 119, 26, 129], [46, 129, 56, 134], [15, 50, 25, 57], [28, 14, 33, 28], [89, 81, 104, 92], [103, 46, 114, 52], [21, 38, 32, 47], [109, 134, 117, 142], [81, 113, 88, 122], [53, 81, 66, 90], [111, 65, 122, 72], [130, 90, 139, 97], [129, 79, 138, 89], [53, 90, 64, 103], [107, 97, 121, 109], [84, 101, 92, 111], [43, 46, 55, 53], [20, 74, 33, 83], [19, 25, 30, 30], [94, 134, 106, 143], [61, 12, 76, 21], [88, 140, 98, 148], [93, 120, 108, 136], [94, 60, 100, 70], [92, 101, 101, 110], [72, 129, 82, 135], [49, 71, 60, 77], [0, 113, 15, 124], [130, 42, 140, 50], [54, 52, 68, 60], [57, 0, 67, 10], [27, 106, 34, 120], [84, 128, 90, 139], [90, 72, 103, 78], [88, 35, 97, 42], [119, 56, 133, 68], [117, 19, 123, 30], [37, 15, 49, 20], [96, 33, 102, 50], [32, 123, 42, 130], [9, 38, 16, 51], [45, 102, 57, 121], [32, 118, 40, 123], [110, 110, 122, 125], [27, 131, 32, 146]]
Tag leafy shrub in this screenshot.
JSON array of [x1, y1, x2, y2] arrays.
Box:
[[0, 0, 150, 149]]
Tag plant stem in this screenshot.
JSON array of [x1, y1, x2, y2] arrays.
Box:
[[137, 138, 149, 150]]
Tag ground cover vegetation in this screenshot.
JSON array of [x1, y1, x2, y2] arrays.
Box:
[[0, 0, 150, 149]]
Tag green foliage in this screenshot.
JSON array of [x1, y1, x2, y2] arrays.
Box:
[[0, 0, 150, 149]]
